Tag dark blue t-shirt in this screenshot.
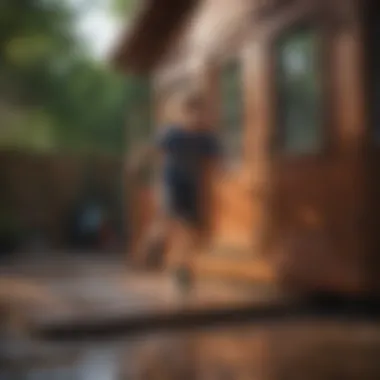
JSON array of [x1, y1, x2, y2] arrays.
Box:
[[156, 126, 220, 188]]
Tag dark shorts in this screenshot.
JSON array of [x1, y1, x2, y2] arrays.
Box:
[[162, 181, 200, 226]]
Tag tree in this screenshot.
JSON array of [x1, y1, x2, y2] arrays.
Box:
[[111, 0, 140, 17], [0, 0, 152, 155], [0, 0, 76, 104]]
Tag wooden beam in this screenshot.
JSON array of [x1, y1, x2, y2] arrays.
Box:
[[192, 255, 276, 283], [38, 297, 380, 342], [113, 0, 199, 73]]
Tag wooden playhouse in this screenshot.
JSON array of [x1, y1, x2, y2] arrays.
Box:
[[113, 0, 380, 296]]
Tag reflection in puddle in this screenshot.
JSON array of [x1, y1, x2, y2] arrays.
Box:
[[77, 348, 119, 380], [1, 322, 380, 379]]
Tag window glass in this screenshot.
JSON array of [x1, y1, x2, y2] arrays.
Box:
[[221, 60, 244, 161], [275, 27, 323, 154]]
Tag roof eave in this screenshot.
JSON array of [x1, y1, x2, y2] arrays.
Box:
[[111, 0, 199, 74]]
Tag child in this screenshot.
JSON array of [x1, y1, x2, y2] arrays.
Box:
[[128, 92, 221, 293]]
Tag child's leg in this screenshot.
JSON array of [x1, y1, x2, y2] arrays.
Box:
[[164, 183, 201, 291], [134, 215, 169, 268], [174, 220, 199, 267], [169, 219, 200, 293]]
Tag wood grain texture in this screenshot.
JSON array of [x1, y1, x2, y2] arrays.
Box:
[[129, 322, 380, 380]]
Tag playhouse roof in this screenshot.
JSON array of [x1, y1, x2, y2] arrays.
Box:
[[111, 0, 199, 73]]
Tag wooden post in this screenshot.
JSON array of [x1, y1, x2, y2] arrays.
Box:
[[197, 59, 221, 250], [198, 58, 221, 128], [244, 37, 275, 256]]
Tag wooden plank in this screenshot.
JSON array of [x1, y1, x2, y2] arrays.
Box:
[[192, 255, 276, 283], [39, 297, 380, 342]]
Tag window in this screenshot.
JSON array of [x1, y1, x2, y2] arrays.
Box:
[[221, 60, 244, 161], [275, 27, 323, 155]]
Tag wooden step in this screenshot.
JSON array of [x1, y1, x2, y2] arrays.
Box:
[[192, 254, 276, 284], [207, 243, 255, 259]]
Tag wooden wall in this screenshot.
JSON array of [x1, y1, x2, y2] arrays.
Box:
[[260, 1, 368, 294]]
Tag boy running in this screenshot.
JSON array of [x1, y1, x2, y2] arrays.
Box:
[[128, 92, 221, 293]]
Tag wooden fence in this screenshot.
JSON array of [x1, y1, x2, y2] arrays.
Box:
[[0, 150, 125, 252]]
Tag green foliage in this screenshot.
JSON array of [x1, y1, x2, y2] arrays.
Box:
[[221, 61, 243, 158], [111, 0, 139, 17], [0, 0, 151, 155]]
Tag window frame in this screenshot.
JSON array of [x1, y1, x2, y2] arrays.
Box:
[[271, 21, 332, 161]]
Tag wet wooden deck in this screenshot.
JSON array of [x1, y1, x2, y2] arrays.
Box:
[[1, 257, 380, 379], [2, 321, 380, 379], [0, 256, 281, 336]]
